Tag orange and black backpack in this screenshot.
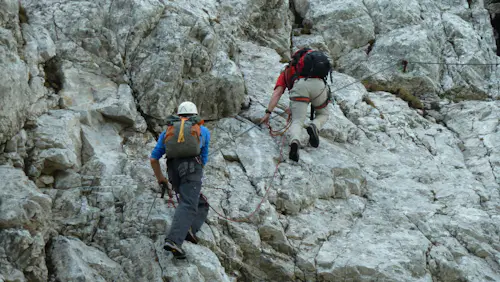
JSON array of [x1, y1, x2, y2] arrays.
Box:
[[163, 115, 204, 159]]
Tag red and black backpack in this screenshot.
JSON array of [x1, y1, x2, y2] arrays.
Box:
[[285, 47, 333, 89]]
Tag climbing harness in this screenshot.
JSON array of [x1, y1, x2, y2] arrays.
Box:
[[144, 111, 291, 224], [144, 57, 473, 226], [142, 61, 402, 225], [140, 112, 290, 228]]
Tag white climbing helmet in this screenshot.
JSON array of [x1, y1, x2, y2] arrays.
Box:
[[177, 101, 198, 115]]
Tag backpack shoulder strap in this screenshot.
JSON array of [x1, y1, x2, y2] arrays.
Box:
[[291, 47, 312, 66], [188, 115, 203, 125], [165, 115, 180, 126]]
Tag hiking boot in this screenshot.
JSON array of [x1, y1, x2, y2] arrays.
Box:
[[163, 238, 186, 259], [306, 124, 320, 148], [289, 141, 299, 162], [185, 229, 198, 244]]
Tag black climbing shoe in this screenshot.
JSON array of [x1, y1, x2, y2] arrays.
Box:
[[289, 141, 299, 162], [307, 124, 319, 148], [163, 238, 186, 259], [185, 229, 198, 244]]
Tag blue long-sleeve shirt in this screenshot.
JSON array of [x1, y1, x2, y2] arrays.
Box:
[[150, 125, 211, 166]]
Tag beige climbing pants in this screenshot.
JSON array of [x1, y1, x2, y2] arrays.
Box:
[[288, 78, 330, 146]]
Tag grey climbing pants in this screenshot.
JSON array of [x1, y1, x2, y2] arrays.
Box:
[[288, 78, 330, 146], [166, 157, 209, 245]]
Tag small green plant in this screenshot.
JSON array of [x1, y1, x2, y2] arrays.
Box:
[[361, 80, 424, 110], [362, 95, 385, 119], [362, 95, 376, 108], [209, 17, 220, 24], [440, 86, 490, 102], [396, 88, 424, 109], [279, 57, 289, 63], [300, 28, 311, 35], [362, 80, 384, 92]]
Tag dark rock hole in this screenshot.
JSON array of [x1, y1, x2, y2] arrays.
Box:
[[366, 39, 376, 55], [290, 1, 304, 28], [44, 237, 56, 281], [43, 58, 63, 94], [490, 12, 500, 55], [19, 4, 28, 24]]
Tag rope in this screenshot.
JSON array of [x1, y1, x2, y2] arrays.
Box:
[[496, 56, 499, 96], [407, 61, 500, 66], [203, 133, 287, 223], [327, 58, 500, 99], [208, 121, 262, 157], [405, 58, 500, 100], [197, 112, 291, 222], [165, 112, 291, 224], [158, 61, 397, 221], [268, 112, 292, 137], [153, 56, 496, 223], [166, 194, 177, 208], [207, 112, 291, 155], [328, 62, 399, 94], [141, 195, 159, 234]]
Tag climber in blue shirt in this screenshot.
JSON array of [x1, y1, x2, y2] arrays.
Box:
[[149, 101, 211, 260], [150, 123, 210, 166]]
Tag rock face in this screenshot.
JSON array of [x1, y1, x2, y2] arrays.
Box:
[[1, 0, 499, 282], [47, 236, 130, 282], [27, 110, 82, 180], [0, 166, 52, 282], [0, 0, 32, 145]]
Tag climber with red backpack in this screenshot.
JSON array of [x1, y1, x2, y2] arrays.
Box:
[[261, 47, 333, 162], [149, 101, 211, 259]]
